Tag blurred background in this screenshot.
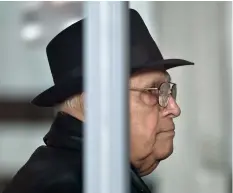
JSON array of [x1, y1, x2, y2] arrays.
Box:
[[0, 1, 231, 193]]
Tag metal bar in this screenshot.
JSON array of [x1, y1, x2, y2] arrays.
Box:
[[84, 2, 129, 193]]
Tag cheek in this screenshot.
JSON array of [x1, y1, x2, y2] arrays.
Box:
[[130, 99, 160, 146], [141, 92, 158, 106], [147, 107, 160, 130]]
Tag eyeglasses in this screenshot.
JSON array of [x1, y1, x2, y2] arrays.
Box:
[[130, 82, 177, 107]]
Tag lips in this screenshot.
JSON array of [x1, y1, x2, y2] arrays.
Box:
[[167, 130, 175, 134], [158, 122, 175, 133], [165, 129, 175, 132]]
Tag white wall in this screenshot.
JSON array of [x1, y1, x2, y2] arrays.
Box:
[[130, 2, 231, 193]]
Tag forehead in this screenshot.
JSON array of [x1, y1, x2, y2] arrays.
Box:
[[130, 70, 171, 87]]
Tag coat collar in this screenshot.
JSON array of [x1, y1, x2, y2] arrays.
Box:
[[43, 112, 83, 151], [44, 111, 151, 193]]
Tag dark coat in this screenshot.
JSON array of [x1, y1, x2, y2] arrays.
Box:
[[3, 112, 151, 193]]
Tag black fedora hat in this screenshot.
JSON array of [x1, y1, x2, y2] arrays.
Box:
[[31, 8, 194, 107]]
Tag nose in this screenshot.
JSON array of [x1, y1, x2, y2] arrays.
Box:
[[162, 96, 181, 118]]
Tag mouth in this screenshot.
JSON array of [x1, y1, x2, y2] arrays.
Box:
[[167, 130, 175, 135], [156, 129, 175, 136], [158, 123, 175, 134]]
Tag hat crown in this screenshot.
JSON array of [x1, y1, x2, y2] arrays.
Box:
[[46, 8, 163, 84], [46, 20, 83, 84]]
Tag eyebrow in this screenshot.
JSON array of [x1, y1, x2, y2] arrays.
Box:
[[144, 74, 171, 88]]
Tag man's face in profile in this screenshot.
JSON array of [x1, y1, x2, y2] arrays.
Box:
[[129, 69, 181, 176]]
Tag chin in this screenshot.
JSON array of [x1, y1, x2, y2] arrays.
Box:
[[154, 140, 174, 161], [140, 162, 160, 176], [158, 147, 174, 161]]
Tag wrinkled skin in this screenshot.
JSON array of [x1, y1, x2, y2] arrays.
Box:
[[129, 70, 181, 176]]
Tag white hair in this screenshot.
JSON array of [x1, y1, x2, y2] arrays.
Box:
[[58, 94, 84, 113]]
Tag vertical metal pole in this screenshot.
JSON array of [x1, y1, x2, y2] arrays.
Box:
[[84, 2, 129, 193]]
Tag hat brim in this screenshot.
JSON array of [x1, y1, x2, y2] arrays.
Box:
[[31, 76, 83, 107], [31, 58, 194, 107], [131, 58, 194, 74]]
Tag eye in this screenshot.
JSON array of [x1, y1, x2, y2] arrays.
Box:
[[159, 82, 171, 96], [148, 89, 158, 96], [141, 88, 158, 106]]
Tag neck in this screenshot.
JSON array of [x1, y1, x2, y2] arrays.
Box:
[[131, 154, 160, 176]]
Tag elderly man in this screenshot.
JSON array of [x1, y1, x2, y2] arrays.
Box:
[[3, 8, 193, 193]]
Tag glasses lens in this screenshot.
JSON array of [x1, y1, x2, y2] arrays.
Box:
[[159, 95, 169, 107], [159, 83, 177, 107], [159, 83, 170, 107], [171, 84, 177, 100], [160, 82, 170, 96]]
